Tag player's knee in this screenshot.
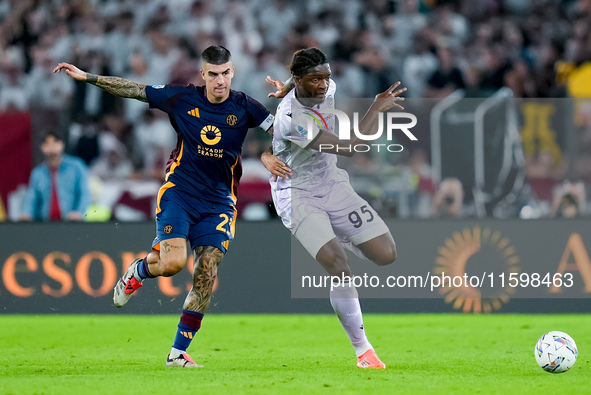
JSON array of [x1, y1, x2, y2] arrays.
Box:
[[317, 248, 352, 277], [373, 243, 397, 266], [160, 256, 186, 277]]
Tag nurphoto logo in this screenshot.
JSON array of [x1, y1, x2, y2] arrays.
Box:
[[305, 108, 418, 153]]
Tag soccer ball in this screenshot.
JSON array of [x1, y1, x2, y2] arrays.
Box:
[[534, 331, 578, 373]]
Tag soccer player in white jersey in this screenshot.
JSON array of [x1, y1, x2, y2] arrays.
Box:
[[262, 48, 406, 369]]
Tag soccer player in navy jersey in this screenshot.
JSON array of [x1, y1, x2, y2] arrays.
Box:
[[54, 45, 278, 368]]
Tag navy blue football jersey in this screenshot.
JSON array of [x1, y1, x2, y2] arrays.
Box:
[[145, 84, 273, 205]]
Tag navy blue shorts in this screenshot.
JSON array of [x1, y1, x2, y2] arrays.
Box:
[[152, 184, 236, 253]]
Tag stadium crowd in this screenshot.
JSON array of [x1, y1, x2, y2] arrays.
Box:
[[1, 0, 590, 220]]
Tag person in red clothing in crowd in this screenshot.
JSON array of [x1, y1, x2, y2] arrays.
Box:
[[20, 133, 91, 221]]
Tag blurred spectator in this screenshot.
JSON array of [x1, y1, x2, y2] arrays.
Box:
[[504, 60, 536, 98], [0, 63, 28, 111], [70, 116, 101, 166], [25, 46, 74, 110], [132, 110, 176, 180], [526, 149, 565, 210], [330, 59, 366, 98], [122, 50, 154, 124], [391, 0, 427, 56], [430, 177, 464, 218], [550, 180, 586, 218], [106, 11, 151, 76], [90, 134, 133, 182], [353, 30, 392, 94], [424, 45, 465, 98], [258, 0, 299, 49], [69, 49, 118, 118], [20, 132, 90, 221], [408, 149, 435, 217], [74, 13, 108, 55], [477, 45, 513, 93], [145, 29, 180, 83], [239, 49, 290, 109], [402, 31, 438, 98], [428, 2, 468, 49]]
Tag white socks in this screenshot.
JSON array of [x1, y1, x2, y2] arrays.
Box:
[[330, 282, 373, 357], [170, 347, 184, 358]]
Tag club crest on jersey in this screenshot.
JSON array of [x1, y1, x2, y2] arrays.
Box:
[[327, 95, 334, 107], [201, 125, 221, 145], [226, 114, 238, 126]]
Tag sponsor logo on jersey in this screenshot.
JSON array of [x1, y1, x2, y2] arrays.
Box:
[[188, 108, 200, 117], [200, 125, 221, 145], [152, 84, 165, 89]]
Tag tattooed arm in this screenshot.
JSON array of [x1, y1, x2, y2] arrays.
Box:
[[53, 62, 147, 102]]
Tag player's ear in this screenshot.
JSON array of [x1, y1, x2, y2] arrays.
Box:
[[294, 75, 301, 85], [200, 69, 205, 79], [230, 66, 235, 78]]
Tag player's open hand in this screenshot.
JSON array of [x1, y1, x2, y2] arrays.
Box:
[[261, 151, 291, 181], [53, 62, 88, 81], [266, 76, 286, 98], [373, 81, 407, 112]]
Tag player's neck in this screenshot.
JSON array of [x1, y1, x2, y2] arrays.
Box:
[[205, 90, 230, 104], [294, 89, 319, 108]]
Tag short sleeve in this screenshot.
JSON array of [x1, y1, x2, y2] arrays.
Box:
[[281, 108, 323, 149], [245, 94, 273, 130], [145, 84, 190, 113]]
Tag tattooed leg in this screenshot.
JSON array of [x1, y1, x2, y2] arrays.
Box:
[[183, 246, 224, 314], [144, 237, 188, 277]]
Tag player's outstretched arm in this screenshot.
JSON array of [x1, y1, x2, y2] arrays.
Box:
[[266, 76, 295, 98], [53, 62, 148, 102]]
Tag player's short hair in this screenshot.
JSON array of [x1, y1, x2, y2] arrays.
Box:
[[201, 45, 232, 65], [289, 48, 328, 77]]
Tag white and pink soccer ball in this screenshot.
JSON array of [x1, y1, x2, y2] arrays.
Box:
[[535, 331, 578, 373]]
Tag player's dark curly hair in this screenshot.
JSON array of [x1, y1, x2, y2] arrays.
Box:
[[289, 48, 328, 77], [202, 45, 232, 65]]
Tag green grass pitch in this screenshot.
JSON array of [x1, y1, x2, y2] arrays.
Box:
[[0, 314, 589, 394]]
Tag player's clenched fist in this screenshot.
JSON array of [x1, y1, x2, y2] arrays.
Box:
[[53, 62, 88, 81]]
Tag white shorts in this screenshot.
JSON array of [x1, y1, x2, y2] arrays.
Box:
[[273, 181, 390, 259]]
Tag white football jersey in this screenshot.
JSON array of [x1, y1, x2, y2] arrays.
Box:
[[271, 79, 349, 195]]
